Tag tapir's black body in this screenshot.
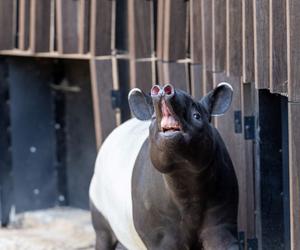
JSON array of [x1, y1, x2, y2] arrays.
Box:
[[90, 84, 239, 250]]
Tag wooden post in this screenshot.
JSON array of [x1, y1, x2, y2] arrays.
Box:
[[269, 0, 287, 94], [242, 0, 254, 83], [30, 0, 51, 52], [253, 0, 269, 89], [0, 0, 14, 50]]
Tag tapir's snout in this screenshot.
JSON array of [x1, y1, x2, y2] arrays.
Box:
[[150, 84, 182, 133], [151, 84, 175, 100]]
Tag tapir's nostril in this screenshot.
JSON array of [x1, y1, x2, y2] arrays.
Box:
[[151, 85, 161, 97], [163, 84, 174, 96]]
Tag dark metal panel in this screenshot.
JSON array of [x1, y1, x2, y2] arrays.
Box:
[[281, 96, 290, 250], [258, 90, 285, 249], [8, 58, 58, 212], [63, 60, 97, 209], [288, 103, 300, 249], [0, 59, 13, 226]]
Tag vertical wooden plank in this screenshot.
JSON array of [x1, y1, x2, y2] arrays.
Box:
[[201, 0, 213, 71], [158, 62, 189, 92], [203, 70, 214, 94], [288, 103, 300, 250], [163, 0, 187, 61], [128, 0, 152, 58], [90, 59, 117, 148], [19, 0, 31, 50], [242, 0, 254, 83], [156, 0, 165, 60], [190, 0, 202, 64], [190, 64, 203, 99], [90, 0, 113, 56], [0, 0, 14, 50], [287, 0, 300, 102], [214, 73, 248, 238], [212, 0, 226, 72], [133, 61, 153, 92], [30, 0, 51, 52], [253, 0, 269, 89], [56, 0, 79, 54], [269, 0, 287, 94], [242, 83, 256, 241], [78, 0, 90, 54], [201, 0, 213, 94], [226, 0, 242, 76]]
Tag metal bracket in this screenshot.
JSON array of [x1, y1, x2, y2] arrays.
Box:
[[247, 238, 258, 250], [234, 111, 242, 134], [244, 116, 255, 140], [111, 90, 121, 109], [238, 231, 245, 250]]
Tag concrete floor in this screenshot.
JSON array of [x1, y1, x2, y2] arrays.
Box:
[[0, 207, 95, 250]]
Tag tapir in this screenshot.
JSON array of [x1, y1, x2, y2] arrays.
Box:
[[89, 83, 239, 250]]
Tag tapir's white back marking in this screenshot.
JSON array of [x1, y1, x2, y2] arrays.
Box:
[[89, 118, 150, 250]]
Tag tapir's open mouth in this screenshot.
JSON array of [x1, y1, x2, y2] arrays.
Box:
[[160, 99, 181, 132]]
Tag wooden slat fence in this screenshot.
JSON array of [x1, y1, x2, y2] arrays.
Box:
[[0, 0, 299, 249]]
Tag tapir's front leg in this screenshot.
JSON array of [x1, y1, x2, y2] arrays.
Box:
[[200, 226, 238, 250], [90, 201, 118, 250]]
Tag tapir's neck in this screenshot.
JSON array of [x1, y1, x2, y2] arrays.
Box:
[[162, 160, 217, 226]]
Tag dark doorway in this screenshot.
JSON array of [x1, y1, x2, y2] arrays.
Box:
[[0, 57, 97, 225], [258, 90, 290, 250]]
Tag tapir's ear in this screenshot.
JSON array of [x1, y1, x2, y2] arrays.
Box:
[[128, 88, 154, 120], [200, 82, 233, 116]]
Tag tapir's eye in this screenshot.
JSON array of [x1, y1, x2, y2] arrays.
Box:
[[193, 113, 201, 120]]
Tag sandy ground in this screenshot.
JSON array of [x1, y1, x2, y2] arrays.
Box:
[[0, 207, 95, 250]]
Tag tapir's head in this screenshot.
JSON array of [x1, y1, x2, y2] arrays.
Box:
[[128, 83, 233, 173]]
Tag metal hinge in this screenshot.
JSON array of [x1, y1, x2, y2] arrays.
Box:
[[111, 90, 121, 109], [244, 116, 255, 140], [247, 238, 258, 250], [234, 111, 242, 134], [238, 231, 245, 250]]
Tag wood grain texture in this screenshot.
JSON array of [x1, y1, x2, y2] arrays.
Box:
[[190, 64, 203, 99], [287, 0, 300, 102], [158, 62, 189, 92], [56, 0, 79, 54], [131, 61, 153, 92], [269, 0, 287, 94], [0, 0, 14, 50], [190, 0, 202, 64], [288, 103, 300, 250], [201, 0, 213, 71], [241, 82, 256, 239], [163, 0, 187, 61], [90, 59, 117, 148], [30, 0, 51, 52], [19, 0, 31, 50], [90, 0, 112, 56], [213, 72, 248, 236], [212, 0, 226, 72], [253, 0, 269, 89], [78, 0, 90, 54], [128, 0, 152, 58], [202, 69, 213, 95], [242, 0, 254, 83], [226, 0, 242, 76], [156, 0, 165, 60]]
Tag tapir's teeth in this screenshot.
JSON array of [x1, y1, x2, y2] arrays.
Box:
[[161, 116, 180, 131], [160, 99, 181, 131]]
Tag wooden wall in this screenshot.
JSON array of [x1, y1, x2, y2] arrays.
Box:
[[0, 0, 299, 249]]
